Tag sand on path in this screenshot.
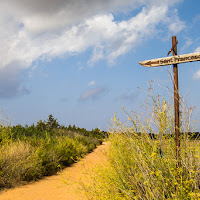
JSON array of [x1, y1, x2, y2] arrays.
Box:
[[0, 142, 108, 200]]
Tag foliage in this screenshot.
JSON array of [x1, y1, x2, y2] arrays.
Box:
[[0, 114, 104, 190], [85, 85, 200, 200]]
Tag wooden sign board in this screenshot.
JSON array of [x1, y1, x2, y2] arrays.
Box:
[[139, 52, 200, 67], [139, 36, 200, 169]]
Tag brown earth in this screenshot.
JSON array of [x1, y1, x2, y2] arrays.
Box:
[[0, 142, 108, 200]]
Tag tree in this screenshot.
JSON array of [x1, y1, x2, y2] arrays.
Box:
[[46, 114, 60, 131], [36, 120, 47, 131]]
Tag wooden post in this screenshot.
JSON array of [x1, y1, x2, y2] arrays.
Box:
[[139, 36, 200, 169], [172, 36, 181, 168]]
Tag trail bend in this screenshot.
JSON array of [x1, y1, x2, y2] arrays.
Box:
[[0, 142, 108, 200]]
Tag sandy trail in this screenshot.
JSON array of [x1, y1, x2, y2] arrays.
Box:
[[0, 142, 108, 200]]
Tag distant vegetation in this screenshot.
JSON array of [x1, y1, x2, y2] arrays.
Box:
[[0, 114, 106, 190]]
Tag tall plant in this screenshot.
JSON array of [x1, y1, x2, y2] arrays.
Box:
[[85, 83, 200, 200]]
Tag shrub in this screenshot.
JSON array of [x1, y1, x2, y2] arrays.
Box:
[[0, 121, 102, 190], [0, 141, 38, 188], [85, 85, 200, 200]]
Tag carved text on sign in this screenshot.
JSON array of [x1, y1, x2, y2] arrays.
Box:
[[139, 52, 200, 67]]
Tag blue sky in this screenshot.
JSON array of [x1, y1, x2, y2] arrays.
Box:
[[0, 0, 200, 131]]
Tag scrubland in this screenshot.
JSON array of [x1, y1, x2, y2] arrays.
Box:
[[0, 115, 104, 190], [85, 83, 200, 200]]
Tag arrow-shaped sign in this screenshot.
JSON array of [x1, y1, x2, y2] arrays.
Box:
[[139, 36, 200, 170], [139, 52, 200, 67]]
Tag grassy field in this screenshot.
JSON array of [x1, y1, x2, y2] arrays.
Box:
[[0, 115, 105, 190], [87, 134, 199, 200], [84, 89, 200, 200]]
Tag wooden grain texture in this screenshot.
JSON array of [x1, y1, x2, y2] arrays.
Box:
[[139, 52, 200, 67]]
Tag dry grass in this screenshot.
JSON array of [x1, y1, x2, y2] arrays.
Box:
[[84, 84, 200, 200], [0, 141, 35, 188]]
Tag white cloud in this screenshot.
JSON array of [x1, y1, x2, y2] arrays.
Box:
[[181, 37, 193, 53], [1, 0, 145, 35], [0, 4, 171, 71], [80, 87, 107, 101], [0, 0, 183, 68], [116, 91, 140, 102], [193, 70, 200, 80], [164, 9, 185, 35], [195, 47, 200, 53], [0, 0, 184, 97], [0, 64, 30, 98], [88, 47, 104, 65], [193, 14, 200, 25], [168, 20, 185, 35], [88, 80, 96, 86]]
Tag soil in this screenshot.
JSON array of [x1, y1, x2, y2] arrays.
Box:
[[0, 142, 108, 200]]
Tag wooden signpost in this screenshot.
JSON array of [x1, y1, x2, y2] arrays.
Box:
[[139, 36, 200, 168], [139, 52, 200, 67]]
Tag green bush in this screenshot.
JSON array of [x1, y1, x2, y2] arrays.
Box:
[[0, 116, 102, 190], [85, 88, 200, 200]]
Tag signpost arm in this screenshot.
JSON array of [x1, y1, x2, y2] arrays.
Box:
[[172, 36, 181, 168], [139, 35, 200, 168]]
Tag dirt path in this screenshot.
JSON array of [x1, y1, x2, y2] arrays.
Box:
[[0, 142, 108, 200]]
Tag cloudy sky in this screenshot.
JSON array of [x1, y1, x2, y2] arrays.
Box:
[[1, 0, 200, 130]]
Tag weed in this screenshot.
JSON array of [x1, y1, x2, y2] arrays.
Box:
[[86, 83, 200, 200]]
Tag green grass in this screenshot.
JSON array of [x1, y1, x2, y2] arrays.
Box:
[[88, 134, 199, 200], [84, 85, 200, 200], [0, 117, 103, 191]]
